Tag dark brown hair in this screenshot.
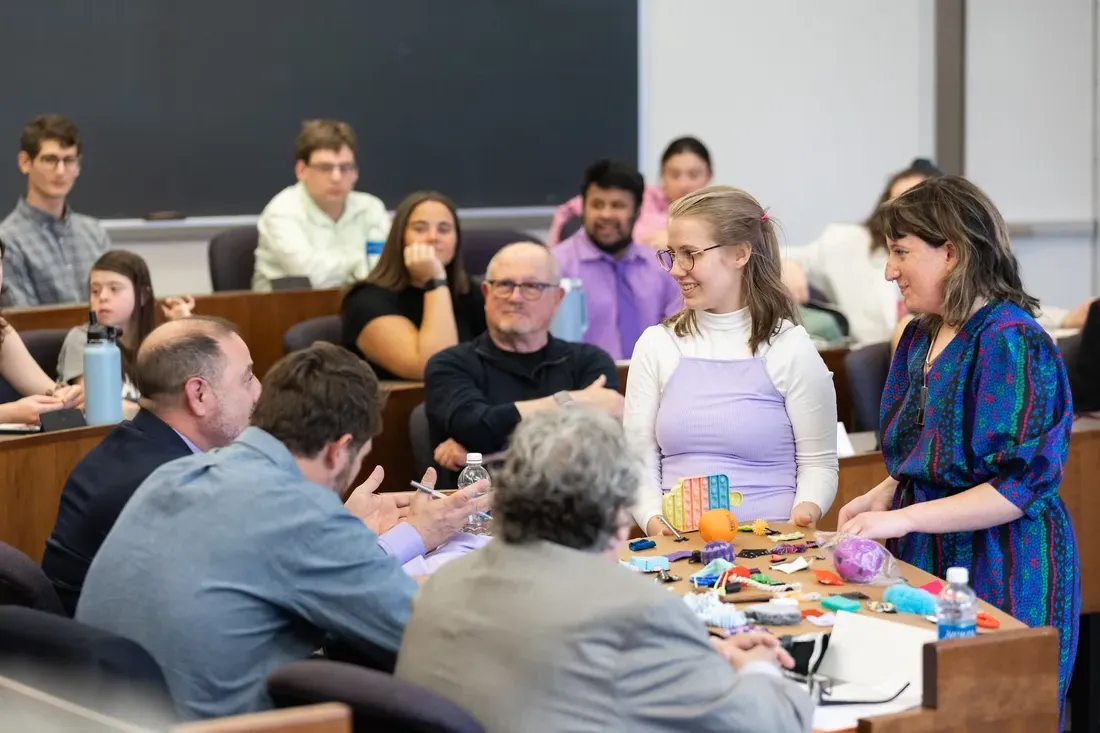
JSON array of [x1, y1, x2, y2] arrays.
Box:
[[20, 114, 82, 158], [359, 191, 471, 296], [90, 250, 156, 384], [665, 186, 798, 354], [252, 342, 385, 458], [295, 119, 357, 164], [0, 237, 6, 348], [876, 175, 1038, 328], [865, 159, 943, 252], [134, 317, 239, 401]]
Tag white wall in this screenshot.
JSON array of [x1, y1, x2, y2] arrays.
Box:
[[639, 0, 934, 251]]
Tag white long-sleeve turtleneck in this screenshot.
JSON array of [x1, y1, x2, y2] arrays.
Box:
[[623, 308, 839, 531]]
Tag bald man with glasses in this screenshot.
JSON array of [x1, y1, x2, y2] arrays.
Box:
[[424, 242, 622, 474]]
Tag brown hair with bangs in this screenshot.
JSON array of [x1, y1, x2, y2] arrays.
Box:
[[663, 185, 797, 354], [876, 175, 1038, 329]]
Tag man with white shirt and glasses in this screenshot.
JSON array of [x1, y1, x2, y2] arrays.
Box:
[[0, 115, 111, 306], [253, 119, 391, 291]]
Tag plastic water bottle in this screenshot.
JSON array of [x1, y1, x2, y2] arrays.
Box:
[[365, 227, 385, 272], [83, 311, 123, 426], [936, 567, 978, 640], [457, 453, 491, 535]]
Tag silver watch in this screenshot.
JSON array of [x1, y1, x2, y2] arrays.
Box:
[[553, 390, 575, 408]]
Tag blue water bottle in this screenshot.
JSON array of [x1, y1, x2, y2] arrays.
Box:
[[83, 311, 123, 426], [365, 226, 385, 273], [549, 278, 589, 342]]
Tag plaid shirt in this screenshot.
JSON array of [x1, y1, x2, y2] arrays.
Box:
[[0, 198, 111, 307]]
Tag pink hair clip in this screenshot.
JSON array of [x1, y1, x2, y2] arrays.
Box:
[[760, 209, 770, 223]]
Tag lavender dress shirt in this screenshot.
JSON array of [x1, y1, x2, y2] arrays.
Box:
[[553, 230, 682, 360]]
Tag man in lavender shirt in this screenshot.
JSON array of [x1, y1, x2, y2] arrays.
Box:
[[553, 159, 682, 360]]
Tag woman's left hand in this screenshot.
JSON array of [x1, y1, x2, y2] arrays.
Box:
[[788, 501, 822, 528], [839, 509, 912, 540], [161, 296, 196, 321], [53, 384, 84, 410]]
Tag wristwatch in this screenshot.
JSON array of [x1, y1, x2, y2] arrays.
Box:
[[554, 390, 575, 408], [424, 278, 448, 291]]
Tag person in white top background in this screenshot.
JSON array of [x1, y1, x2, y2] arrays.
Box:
[[782, 159, 1094, 348], [252, 119, 391, 291], [624, 186, 838, 537]]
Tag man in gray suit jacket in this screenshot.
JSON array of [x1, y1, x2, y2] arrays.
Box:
[[396, 409, 813, 733]]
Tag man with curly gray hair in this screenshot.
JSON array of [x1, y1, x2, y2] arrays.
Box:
[[396, 408, 813, 733]]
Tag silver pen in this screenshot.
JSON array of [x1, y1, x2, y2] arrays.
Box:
[[658, 515, 687, 542], [409, 480, 492, 521]]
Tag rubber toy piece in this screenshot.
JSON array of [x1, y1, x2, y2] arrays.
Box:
[[976, 612, 1001, 630], [813, 569, 845, 586], [745, 602, 802, 626], [665, 550, 693, 563], [629, 556, 669, 572], [801, 608, 825, 618], [821, 595, 861, 613], [699, 509, 739, 543], [882, 584, 937, 616], [724, 582, 742, 594], [833, 536, 888, 583], [701, 541, 735, 565], [752, 519, 769, 536], [629, 538, 656, 551], [737, 548, 769, 559], [749, 573, 774, 584]]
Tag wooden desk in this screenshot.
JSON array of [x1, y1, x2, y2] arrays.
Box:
[[626, 531, 1059, 732], [3, 288, 343, 379], [0, 425, 112, 563]]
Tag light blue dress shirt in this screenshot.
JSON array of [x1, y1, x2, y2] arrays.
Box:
[[76, 427, 418, 720]]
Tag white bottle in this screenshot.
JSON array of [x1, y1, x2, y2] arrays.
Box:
[[365, 226, 385, 272], [457, 453, 491, 535], [936, 567, 978, 640]]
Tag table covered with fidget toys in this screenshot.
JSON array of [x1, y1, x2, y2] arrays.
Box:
[[621, 503, 1023, 638]]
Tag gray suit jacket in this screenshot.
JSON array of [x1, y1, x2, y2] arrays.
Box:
[[396, 540, 812, 733]]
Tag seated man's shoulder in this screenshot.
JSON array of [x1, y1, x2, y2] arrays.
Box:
[[67, 209, 106, 233], [345, 190, 387, 216], [261, 184, 306, 216], [426, 337, 483, 372]]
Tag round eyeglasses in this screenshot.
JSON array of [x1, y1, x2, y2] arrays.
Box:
[[655, 244, 729, 272]]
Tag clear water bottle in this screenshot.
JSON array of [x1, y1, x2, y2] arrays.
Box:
[[83, 311, 123, 426], [936, 567, 978, 640], [457, 453, 491, 535], [365, 227, 385, 273]]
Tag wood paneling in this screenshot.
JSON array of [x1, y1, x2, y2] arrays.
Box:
[[3, 288, 343, 379], [174, 703, 352, 733]]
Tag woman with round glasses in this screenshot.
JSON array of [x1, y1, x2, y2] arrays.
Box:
[[341, 191, 485, 380], [624, 186, 838, 536]]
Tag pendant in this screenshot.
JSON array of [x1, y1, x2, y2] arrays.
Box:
[[916, 384, 928, 427]]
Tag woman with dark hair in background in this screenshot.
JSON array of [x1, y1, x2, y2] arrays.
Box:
[[57, 250, 194, 418], [0, 237, 83, 424], [547, 136, 713, 248], [341, 191, 485, 381]]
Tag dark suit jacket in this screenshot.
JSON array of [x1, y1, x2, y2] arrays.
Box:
[[1070, 299, 1100, 413], [41, 409, 193, 616]]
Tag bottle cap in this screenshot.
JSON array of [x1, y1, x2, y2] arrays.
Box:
[[946, 567, 969, 585], [86, 310, 121, 343], [466, 453, 483, 463]]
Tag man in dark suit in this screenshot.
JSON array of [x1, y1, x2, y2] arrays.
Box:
[[42, 316, 261, 615]]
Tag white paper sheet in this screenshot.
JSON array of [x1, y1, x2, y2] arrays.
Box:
[[811, 610, 936, 730], [836, 421, 856, 458]]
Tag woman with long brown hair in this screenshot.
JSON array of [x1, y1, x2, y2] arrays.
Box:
[[57, 250, 194, 416], [341, 191, 484, 381], [837, 175, 1078, 721], [624, 186, 838, 537]]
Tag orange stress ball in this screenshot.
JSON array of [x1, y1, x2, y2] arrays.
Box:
[[698, 509, 738, 543]]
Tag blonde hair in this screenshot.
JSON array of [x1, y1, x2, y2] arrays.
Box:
[[876, 175, 1038, 329], [663, 185, 797, 354]]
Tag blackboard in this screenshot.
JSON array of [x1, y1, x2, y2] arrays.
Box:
[[0, 0, 638, 218]]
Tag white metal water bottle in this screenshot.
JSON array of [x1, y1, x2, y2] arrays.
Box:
[[365, 227, 384, 273], [457, 453, 491, 535], [936, 567, 978, 640], [83, 311, 123, 426]]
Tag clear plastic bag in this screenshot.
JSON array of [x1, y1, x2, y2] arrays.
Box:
[[814, 531, 903, 585]]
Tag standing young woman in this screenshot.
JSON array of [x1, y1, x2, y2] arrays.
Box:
[[547, 137, 713, 248], [341, 191, 485, 381], [624, 186, 838, 537], [837, 176, 1079, 719], [57, 250, 194, 417]]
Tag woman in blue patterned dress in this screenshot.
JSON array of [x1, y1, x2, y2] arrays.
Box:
[[837, 175, 1080, 715]]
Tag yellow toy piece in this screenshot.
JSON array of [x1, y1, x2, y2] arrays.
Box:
[[752, 519, 769, 536]]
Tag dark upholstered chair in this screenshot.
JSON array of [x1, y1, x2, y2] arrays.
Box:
[[208, 226, 259, 292], [283, 316, 342, 355], [269, 659, 484, 733]]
